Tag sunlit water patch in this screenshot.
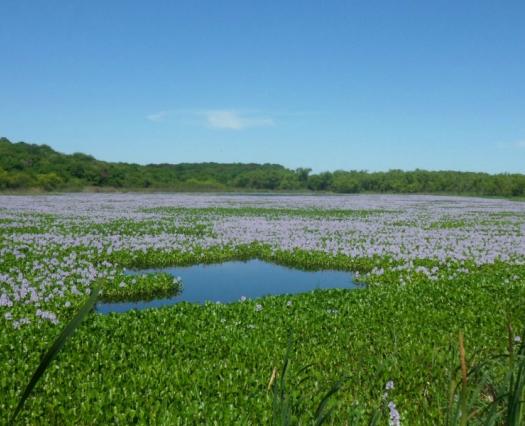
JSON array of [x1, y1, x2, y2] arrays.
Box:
[[96, 259, 357, 313]]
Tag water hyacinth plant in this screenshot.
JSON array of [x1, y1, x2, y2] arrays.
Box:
[[1, 193, 525, 423], [269, 333, 344, 425]]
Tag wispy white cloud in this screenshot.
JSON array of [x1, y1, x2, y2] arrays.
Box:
[[146, 108, 275, 130], [513, 140, 525, 149], [146, 111, 169, 122], [204, 110, 274, 130]]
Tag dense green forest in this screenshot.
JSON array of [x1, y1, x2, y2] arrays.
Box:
[[1, 137, 524, 196]]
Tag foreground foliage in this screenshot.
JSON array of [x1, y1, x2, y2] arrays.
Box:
[[2, 263, 525, 424], [1, 194, 525, 424]]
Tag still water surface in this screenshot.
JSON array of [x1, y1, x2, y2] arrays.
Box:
[[96, 259, 357, 313]]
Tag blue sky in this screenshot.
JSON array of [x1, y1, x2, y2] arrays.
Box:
[[1, 1, 524, 173]]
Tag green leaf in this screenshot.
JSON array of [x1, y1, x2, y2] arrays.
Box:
[[10, 287, 99, 425]]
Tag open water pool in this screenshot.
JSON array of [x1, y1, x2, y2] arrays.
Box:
[[96, 259, 357, 313]]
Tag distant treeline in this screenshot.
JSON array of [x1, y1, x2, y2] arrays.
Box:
[[1, 137, 524, 196]]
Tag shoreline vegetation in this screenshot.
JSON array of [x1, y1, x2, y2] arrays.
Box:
[[2, 137, 525, 197]]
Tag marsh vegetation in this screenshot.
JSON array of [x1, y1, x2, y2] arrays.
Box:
[[1, 194, 525, 424]]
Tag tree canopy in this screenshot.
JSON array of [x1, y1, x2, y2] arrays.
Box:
[[1, 137, 524, 197]]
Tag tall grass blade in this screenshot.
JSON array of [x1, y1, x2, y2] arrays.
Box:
[[368, 409, 382, 425], [506, 336, 525, 426], [9, 287, 99, 425], [271, 333, 292, 426], [314, 380, 343, 425], [268, 367, 278, 391], [458, 331, 469, 426]]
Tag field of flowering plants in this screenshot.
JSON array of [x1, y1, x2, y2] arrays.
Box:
[[1, 193, 525, 424]]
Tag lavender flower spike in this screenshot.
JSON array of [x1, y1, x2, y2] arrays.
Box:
[[388, 401, 401, 426]]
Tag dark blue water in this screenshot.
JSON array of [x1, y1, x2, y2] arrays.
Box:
[[96, 259, 356, 313]]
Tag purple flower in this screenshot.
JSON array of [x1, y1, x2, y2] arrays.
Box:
[[0, 293, 13, 307], [388, 401, 401, 426], [36, 309, 59, 325], [13, 318, 31, 329]]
